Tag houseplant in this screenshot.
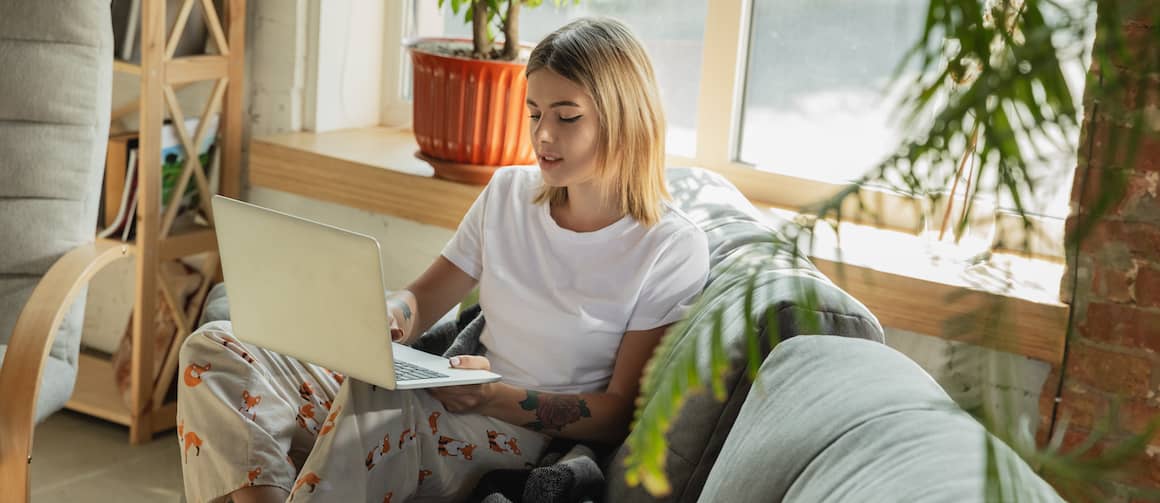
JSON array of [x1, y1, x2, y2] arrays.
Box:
[[410, 0, 578, 184], [624, 0, 1160, 500]]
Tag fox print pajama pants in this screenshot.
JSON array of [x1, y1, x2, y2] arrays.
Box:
[[176, 320, 550, 503]]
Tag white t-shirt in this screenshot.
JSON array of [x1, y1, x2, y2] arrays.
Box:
[[441, 166, 710, 394]]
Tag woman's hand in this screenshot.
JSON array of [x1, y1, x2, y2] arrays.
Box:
[[387, 311, 404, 342], [427, 355, 496, 414], [385, 295, 414, 343]]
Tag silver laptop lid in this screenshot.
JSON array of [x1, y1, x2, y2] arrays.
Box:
[[212, 195, 397, 388]]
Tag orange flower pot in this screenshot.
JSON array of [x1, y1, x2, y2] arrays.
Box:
[[410, 39, 535, 185]]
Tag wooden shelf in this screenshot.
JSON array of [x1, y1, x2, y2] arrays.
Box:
[[165, 55, 229, 84], [114, 55, 228, 84], [94, 226, 218, 262], [66, 353, 176, 435], [65, 0, 244, 445], [160, 226, 217, 260], [113, 60, 140, 75]]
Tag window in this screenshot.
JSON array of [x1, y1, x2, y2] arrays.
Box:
[[369, 0, 1095, 256], [736, 0, 1092, 220], [398, 0, 708, 158], [738, 0, 927, 185]]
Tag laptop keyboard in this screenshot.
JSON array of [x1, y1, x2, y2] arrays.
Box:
[[394, 359, 450, 381]]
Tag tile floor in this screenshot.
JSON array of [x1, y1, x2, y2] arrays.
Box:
[[31, 410, 185, 502]]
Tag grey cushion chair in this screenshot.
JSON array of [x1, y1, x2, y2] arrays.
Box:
[[0, 1, 118, 500]]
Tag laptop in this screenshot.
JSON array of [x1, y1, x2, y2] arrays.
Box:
[[211, 195, 502, 390]]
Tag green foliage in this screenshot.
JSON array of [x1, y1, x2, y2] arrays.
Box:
[[437, 0, 580, 59], [623, 238, 818, 495], [626, 0, 1160, 498]]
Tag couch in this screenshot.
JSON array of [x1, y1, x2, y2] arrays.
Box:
[[197, 167, 1061, 501], [0, 1, 116, 500]]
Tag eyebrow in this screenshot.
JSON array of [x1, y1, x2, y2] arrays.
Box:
[[525, 99, 581, 108]]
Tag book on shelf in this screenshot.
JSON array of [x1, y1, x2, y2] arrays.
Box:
[[99, 114, 220, 241]]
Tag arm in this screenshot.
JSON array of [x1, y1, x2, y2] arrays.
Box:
[[432, 324, 669, 445], [386, 256, 477, 346]]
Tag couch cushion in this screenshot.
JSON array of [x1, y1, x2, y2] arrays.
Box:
[[697, 335, 1062, 502], [0, 344, 79, 423], [0, 0, 113, 419], [603, 168, 884, 502]]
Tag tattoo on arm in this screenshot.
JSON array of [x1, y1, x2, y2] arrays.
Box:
[[518, 391, 592, 432]]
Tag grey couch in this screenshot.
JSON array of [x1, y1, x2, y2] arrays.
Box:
[[197, 167, 1061, 501]]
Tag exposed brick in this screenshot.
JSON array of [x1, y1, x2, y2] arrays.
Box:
[[1065, 342, 1155, 398], [1082, 301, 1125, 345], [1080, 222, 1160, 262], [1072, 166, 1134, 219], [1121, 172, 1160, 225], [1119, 73, 1160, 114], [1091, 263, 1139, 303], [1059, 383, 1110, 431], [1139, 265, 1160, 308], [1085, 119, 1160, 174], [1080, 301, 1160, 354], [1131, 132, 1159, 174], [1125, 446, 1160, 490], [1054, 383, 1160, 438], [1121, 399, 1160, 438], [1120, 308, 1160, 355]]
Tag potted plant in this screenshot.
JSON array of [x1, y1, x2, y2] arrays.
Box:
[[409, 0, 577, 185]]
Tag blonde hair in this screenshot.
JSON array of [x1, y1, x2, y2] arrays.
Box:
[[526, 17, 669, 227]]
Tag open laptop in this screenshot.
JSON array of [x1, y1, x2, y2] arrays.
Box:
[[211, 195, 501, 390]]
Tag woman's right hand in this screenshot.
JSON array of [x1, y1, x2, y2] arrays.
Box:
[[388, 311, 405, 342], [386, 294, 416, 344]]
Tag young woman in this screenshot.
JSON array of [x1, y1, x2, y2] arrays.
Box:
[[177, 17, 709, 503]]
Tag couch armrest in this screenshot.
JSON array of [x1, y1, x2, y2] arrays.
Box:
[[0, 240, 130, 501]]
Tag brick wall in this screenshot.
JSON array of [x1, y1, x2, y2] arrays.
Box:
[[1046, 3, 1160, 497]]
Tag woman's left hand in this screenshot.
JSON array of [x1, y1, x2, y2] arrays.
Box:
[[427, 355, 496, 414]]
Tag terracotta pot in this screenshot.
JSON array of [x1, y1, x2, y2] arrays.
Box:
[[409, 39, 535, 185]]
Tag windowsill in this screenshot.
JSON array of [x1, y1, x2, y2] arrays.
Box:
[[250, 126, 1069, 365]]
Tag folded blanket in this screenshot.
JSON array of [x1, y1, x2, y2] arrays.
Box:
[[414, 303, 486, 357]]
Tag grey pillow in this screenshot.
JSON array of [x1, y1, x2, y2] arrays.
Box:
[[698, 335, 1062, 502]]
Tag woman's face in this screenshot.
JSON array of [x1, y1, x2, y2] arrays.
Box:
[[525, 69, 601, 188]]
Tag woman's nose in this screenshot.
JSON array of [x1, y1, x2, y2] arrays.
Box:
[[533, 120, 553, 144]]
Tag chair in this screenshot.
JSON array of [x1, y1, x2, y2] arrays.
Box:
[[0, 2, 118, 500]]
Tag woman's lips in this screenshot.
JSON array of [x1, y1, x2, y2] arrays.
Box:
[[538, 154, 563, 169]]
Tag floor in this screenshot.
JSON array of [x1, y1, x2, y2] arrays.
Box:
[[30, 410, 185, 502]]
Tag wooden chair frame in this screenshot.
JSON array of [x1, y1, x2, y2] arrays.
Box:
[[0, 242, 131, 502]]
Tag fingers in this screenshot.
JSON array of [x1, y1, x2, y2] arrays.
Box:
[[389, 317, 404, 342], [449, 355, 490, 370]]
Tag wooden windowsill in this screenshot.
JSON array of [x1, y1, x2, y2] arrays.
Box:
[[250, 127, 1069, 366]]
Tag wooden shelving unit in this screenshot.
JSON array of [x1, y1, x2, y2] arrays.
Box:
[[65, 0, 245, 445]]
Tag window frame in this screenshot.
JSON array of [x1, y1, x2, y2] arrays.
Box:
[[367, 0, 1065, 259]]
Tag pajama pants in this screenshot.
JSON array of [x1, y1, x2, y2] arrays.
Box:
[[176, 320, 550, 503]]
